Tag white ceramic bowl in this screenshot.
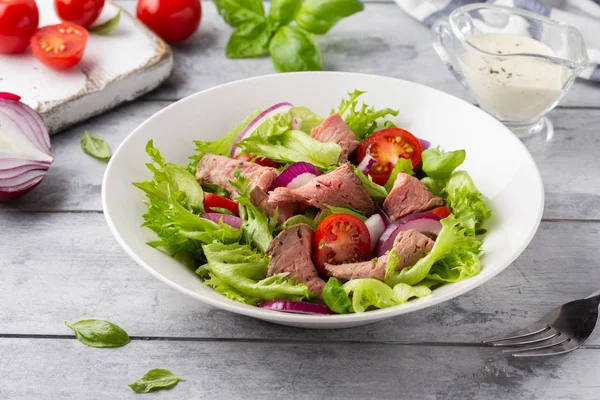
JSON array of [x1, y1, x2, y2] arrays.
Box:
[[102, 72, 544, 329]]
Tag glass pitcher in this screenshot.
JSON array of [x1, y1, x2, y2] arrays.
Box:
[[431, 3, 588, 138]]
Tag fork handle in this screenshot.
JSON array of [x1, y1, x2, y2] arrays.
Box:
[[586, 289, 600, 299]]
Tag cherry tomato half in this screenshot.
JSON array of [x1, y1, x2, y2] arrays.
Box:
[[30, 23, 88, 70], [234, 154, 281, 169], [54, 0, 105, 28], [0, 0, 39, 54], [427, 206, 451, 219], [356, 127, 423, 186], [313, 213, 371, 276], [136, 0, 201, 43], [203, 193, 240, 217]]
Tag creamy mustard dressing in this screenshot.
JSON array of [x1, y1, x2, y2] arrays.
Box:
[[459, 33, 564, 122]]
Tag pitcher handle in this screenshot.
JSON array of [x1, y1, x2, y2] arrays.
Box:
[[431, 18, 466, 86]]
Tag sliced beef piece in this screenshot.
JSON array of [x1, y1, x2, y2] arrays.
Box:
[[311, 113, 359, 163], [266, 224, 325, 296], [383, 173, 444, 221], [250, 188, 298, 223], [195, 154, 278, 196], [325, 229, 434, 281], [268, 163, 374, 215]]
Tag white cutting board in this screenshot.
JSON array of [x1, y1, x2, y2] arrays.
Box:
[[0, 0, 173, 134]]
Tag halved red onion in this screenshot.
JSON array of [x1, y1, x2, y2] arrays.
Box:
[[418, 137, 430, 150], [375, 213, 442, 257], [231, 102, 294, 157], [364, 214, 386, 251], [0, 98, 53, 202], [0, 92, 21, 101], [357, 151, 376, 174], [374, 204, 392, 227], [270, 162, 321, 190], [259, 300, 333, 315], [201, 213, 243, 229]]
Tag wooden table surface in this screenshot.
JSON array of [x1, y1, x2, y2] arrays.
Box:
[[2, 1, 599, 399]]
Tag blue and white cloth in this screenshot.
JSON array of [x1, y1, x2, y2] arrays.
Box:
[[394, 0, 600, 81]]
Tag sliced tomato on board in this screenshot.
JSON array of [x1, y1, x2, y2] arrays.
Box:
[[234, 153, 282, 169], [356, 127, 423, 185], [313, 213, 371, 276], [427, 206, 451, 219], [54, 0, 105, 28], [203, 193, 240, 217], [0, 0, 39, 54], [30, 22, 88, 70]]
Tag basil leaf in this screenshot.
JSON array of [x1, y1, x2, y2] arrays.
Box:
[[323, 278, 352, 314], [384, 158, 414, 192], [296, 0, 364, 35], [214, 0, 265, 27], [89, 9, 121, 34], [422, 147, 466, 180], [226, 19, 274, 58], [129, 369, 183, 394], [81, 131, 111, 161], [269, 26, 322, 72], [65, 319, 130, 348], [269, 0, 301, 25]]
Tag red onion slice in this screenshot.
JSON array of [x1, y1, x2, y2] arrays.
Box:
[[270, 162, 322, 190], [0, 175, 45, 201], [364, 214, 386, 251], [201, 213, 243, 229], [375, 213, 442, 257], [357, 150, 377, 174], [259, 300, 333, 315], [418, 137, 430, 150], [0, 92, 21, 101], [374, 204, 392, 227], [231, 102, 294, 157]]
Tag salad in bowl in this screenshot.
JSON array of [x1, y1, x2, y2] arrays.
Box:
[[133, 90, 491, 315]]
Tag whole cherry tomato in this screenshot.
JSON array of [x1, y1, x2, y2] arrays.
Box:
[[54, 0, 105, 28], [0, 0, 39, 54], [136, 0, 201, 43]]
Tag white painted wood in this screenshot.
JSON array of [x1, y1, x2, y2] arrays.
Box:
[[1, 211, 598, 346], [0, 0, 173, 134], [1, 338, 599, 400]]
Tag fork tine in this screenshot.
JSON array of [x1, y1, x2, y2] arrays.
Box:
[[503, 336, 569, 353], [482, 323, 550, 345], [511, 338, 580, 358], [487, 329, 560, 347]]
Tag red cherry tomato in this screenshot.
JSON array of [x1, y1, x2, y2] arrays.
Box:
[[30, 23, 88, 70], [203, 193, 240, 217], [136, 0, 201, 43], [0, 0, 39, 54], [427, 206, 451, 219], [356, 128, 423, 185], [234, 154, 281, 169], [54, 0, 105, 28], [313, 213, 371, 276]]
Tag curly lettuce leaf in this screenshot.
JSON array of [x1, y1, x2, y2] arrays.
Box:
[[335, 90, 399, 140], [201, 242, 310, 305], [352, 166, 387, 203], [342, 279, 431, 313], [444, 171, 491, 235], [422, 147, 466, 180], [383, 158, 414, 192], [290, 106, 323, 135], [385, 214, 483, 286]]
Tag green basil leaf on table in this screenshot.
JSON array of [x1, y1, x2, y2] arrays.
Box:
[[227, 19, 274, 58], [269, 26, 322, 72], [65, 319, 130, 348], [214, 0, 265, 27], [89, 9, 121, 34], [128, 369, 184, 394], [269, 0, 301, 25], [80, 131, 111, 161], [421, 147, 466, 179], [295, 0, 364, 35], [323, 278, 352, 314]]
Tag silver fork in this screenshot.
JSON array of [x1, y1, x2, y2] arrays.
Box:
[[483, 289, 600, 357]]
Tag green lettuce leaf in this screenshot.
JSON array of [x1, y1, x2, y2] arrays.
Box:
[[187, 109, 262, 172], [335, 90, 399, 141], [422, 147, 466, 180], [325, 205, 367, 222], [290, 106, 323, 135], [277, 214, 318, 231], [383, 158, 414, 192], [444, 171, 491, 235], [385, 214, 482, 286], [342, 278, 431, 313], [323, 278, 352, 314], [352, 166, 387, 203], [421, 176, 447, 198], [202, 242, 310, 305]]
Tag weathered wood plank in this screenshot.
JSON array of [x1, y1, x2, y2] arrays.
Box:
[[1, 102, 598, 220], [113, 1, 600, 107], [1, 338, 599, 400], [1, 211, 599, 345]]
